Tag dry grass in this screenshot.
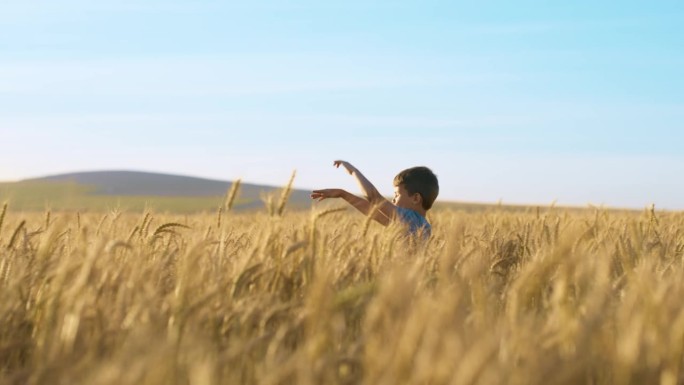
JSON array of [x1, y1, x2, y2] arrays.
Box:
[[0, 202, 683, 385]]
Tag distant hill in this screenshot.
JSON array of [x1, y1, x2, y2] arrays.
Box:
[[0, 170, 313, 212], [29, 170, 310, 199], [1, 170, 614, 214]]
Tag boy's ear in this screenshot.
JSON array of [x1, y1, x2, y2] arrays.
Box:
[[412, 193, 422, 205]]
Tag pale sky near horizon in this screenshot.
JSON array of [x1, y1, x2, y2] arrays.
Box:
[[1, 1, 683, 209]]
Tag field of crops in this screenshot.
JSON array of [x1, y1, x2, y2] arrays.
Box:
[[1, 201, 683, 385]]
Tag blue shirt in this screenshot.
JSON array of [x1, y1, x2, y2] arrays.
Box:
[[395, 206, 431, 238]]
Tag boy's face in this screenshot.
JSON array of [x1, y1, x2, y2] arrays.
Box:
[[393, 184, 421, 209]]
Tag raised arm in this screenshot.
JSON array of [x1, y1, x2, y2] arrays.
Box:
[[333, 160, 398, 223], [311, 189, 392, 226], [334, 160, 385, 203]]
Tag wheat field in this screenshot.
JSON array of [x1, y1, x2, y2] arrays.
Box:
[[1, 199, 683, 385]]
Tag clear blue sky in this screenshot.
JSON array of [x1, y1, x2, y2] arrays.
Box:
[[1, 1, 683, 209]]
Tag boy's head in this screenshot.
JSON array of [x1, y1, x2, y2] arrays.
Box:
[[392, 166, 439, 211]]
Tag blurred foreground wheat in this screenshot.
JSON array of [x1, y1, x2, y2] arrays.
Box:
[[0, 203, 683, 385]]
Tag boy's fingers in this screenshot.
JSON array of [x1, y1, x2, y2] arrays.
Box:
[[311, 191, 327, 200]]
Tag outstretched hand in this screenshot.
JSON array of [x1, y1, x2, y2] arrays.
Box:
[[333, 160, 356, 175], [310, 189, 344, 202]]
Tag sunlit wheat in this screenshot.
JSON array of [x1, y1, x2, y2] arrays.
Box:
[[0, 197, 683, 385]]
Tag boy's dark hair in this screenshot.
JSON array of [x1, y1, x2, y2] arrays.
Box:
[[393, 166, 439, 210]]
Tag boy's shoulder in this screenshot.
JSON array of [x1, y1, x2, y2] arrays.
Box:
[[394, 206, 431, 237]]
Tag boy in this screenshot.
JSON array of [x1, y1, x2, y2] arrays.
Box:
[[311, 160, 439, 238]]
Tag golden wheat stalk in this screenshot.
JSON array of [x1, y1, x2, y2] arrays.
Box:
[[153, 222, 191, 236], [140, 212, 152, 238], [44, 210, 51, 230], [224, 179, 242, 211], [0, 202, 7, 238], [95, 214, 108, 236], [216, 206, 224, 229], [6, 220, 25, 250], [313, 206, 348, 219], [276, 170, 296, 217]]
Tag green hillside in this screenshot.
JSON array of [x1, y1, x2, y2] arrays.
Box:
[[0, 171, 621, 214], [0, 171, 312, 213], [0, 181, 245, 213]]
